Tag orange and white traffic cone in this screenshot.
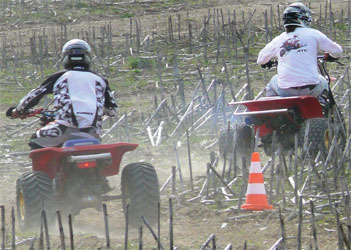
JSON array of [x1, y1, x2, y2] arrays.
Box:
[[241, 152, 273, 211]]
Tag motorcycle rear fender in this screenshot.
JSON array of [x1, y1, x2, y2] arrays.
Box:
[[29, 143, 138, 179]]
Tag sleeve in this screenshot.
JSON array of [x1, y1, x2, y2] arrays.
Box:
[[103, 79, 118, 110], [257, 35, 281, 65], [16, 71, 64, 113], [316, 30, 343, 58]]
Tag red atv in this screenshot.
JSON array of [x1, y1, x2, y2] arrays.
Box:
[[15, 109, 160, 231], [219, 56, 346, 159]]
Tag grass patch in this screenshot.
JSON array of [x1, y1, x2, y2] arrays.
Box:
[[120, 12, 135, 19], [127, 57, 155, 70]]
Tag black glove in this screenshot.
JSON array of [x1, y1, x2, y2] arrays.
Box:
[[323, 53, 338, 62], [6, 107, 17, 118], [261, 60, 275, 69]]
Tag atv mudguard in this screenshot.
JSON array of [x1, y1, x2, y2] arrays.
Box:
[[229, 96, 323, 137], [29, 143, 138, 179]]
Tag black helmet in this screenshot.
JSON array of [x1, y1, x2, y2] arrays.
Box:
[[62, 39, 91, 69], [283, 3, 312, 28]]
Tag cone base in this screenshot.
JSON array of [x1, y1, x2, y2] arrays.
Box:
[[241, 194, 273, 211], [241, 203, 273, 211]]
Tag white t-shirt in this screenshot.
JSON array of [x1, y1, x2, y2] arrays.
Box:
[[257, 27, 342, 89]]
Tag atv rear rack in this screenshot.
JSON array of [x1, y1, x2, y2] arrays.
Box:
[[229, 96, 323, 119], [69, 153, 112, 163], [234, 108, 289, 116]]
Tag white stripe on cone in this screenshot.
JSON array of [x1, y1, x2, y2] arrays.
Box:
[[246, 183, 267, 195], [249, 161, 262, 173]]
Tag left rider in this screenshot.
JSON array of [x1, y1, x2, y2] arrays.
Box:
[[6, 39, 118, 150], [257, 3, 343, 98]]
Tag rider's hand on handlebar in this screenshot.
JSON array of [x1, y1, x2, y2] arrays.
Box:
[[261, 60, 275, 69], [6, 107, 20, 118], [323, 53, 338, 62], [6, 107, 43, 119]]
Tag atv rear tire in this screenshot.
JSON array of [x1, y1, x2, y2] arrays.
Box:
[[121, 162, 160, 228], [299, 116, 346, 159], [16, 171, 55, 231], [331, 105, 347, 152], [298, 118, 330, 159], [218, 124, 252, 162]]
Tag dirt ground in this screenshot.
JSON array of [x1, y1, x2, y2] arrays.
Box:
[[0, 0, 346, 249]]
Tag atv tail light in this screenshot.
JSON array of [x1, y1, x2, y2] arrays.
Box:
[[77, 161, 97, 168]]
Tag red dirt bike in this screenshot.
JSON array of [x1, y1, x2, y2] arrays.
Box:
[[219, 56, 346, 159], [14, 109, 160, 231]]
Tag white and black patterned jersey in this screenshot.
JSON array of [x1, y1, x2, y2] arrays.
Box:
[[16, 69, 117, 134]]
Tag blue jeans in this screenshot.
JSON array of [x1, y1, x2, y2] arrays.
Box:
[[265, 74, 329, 98]]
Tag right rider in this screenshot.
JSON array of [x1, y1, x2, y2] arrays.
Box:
[[257, 3, 343, 99]]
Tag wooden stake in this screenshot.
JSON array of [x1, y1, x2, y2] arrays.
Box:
[[199, 234, 216, 250], [279, 206, 286, 250], [142, 216, 164, 250], [68, 214, 74, 250], [297, 196, 303, 250], [124, 204, 129, 250], [42, 210, 50, 250], [169, 198, 174, 250], [11, 207, 15, 250], [56, 211, 66, 250], [310, 200, 319, 249], [138, 226, 143, 250], [1, 205, 5, 250], [157, 202, 160, 250], [186, 130, 194, 191]]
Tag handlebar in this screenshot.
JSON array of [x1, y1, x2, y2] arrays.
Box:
[[14, 108, 57, 127], [26, 108, 44, 118], [10, 108, 44, 119], [13, 108, 56, 121]]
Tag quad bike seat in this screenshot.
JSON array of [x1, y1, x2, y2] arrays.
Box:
[[62, 138, 101, 147]]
